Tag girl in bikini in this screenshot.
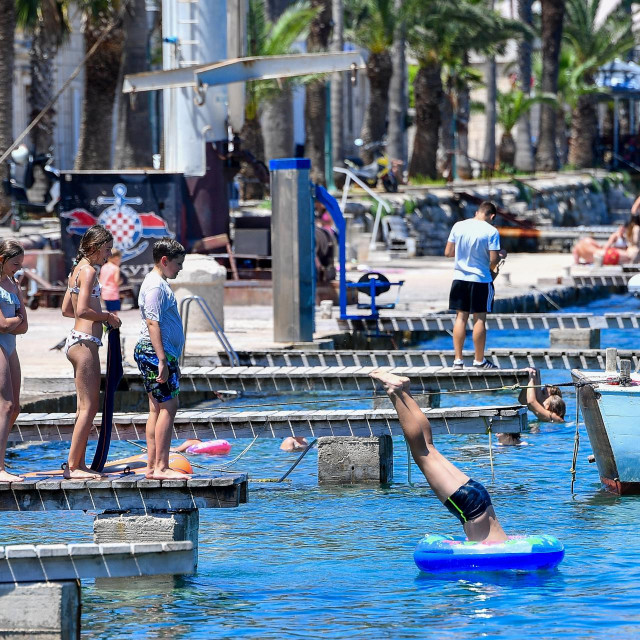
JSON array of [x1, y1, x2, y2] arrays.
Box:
[[0, 240, 28, 483], [61, 225, 121, 479]]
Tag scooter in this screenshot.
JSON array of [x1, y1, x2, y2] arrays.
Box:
[[344, 140, 399, 193], [2, 144, 60, 231]]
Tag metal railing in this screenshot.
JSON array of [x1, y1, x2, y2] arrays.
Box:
[[334, 166, 391, 250], [179, 295, 240, 366]]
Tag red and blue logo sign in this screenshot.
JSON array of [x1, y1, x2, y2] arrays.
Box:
[[62, 183, 173, 261]]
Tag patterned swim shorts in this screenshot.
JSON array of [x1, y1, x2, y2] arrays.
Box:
[[134, 341, 180, 403]]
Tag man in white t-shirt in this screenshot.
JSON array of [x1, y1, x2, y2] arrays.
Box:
[[444, 201, 506, 370]]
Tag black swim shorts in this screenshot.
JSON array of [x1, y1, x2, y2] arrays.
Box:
[[444, 479, 492, 524], [449, 280, 495, 314]]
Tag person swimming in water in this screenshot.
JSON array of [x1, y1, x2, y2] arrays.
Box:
[[518, 367, 566, 423], [370, 369, 507, 542]]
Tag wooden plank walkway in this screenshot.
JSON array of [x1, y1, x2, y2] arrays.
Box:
[[338, 313, 640, 333], [193, 348, 640, 371], [0, 474, 247, 511], [0, 541, 194, 583], [25, 366, 528, 394], [12, 405, 526, 442]]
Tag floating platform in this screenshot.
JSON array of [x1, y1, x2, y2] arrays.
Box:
[[13, 405, 527, 442], [187, 348, 640, 371], [0, 541, 194, 583], [0, 474, 247, 511], [338, 313, 640, 333], [25, 365, 528, 395], [572, 369, 640, 495]]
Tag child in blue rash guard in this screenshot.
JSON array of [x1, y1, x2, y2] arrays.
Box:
[[134, 238, 190, 480], [370, 369, 507, 542]]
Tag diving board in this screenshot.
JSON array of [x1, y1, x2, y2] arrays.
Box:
[[189, 348, 640, 371], [12, 405, 526, 442], [337, 313, 640, 333], [0, 474, 247, 511], [0, 541, 194, 583]]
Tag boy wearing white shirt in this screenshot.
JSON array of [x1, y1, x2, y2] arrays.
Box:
[[444, 201, 506, 370]]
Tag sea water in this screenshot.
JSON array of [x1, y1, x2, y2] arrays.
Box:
[[4, 293, 640, 638]]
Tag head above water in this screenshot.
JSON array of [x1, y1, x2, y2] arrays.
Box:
[[475, 201, 498, 222], [543, 394, 566, 419], [74, 225, 113, 266]]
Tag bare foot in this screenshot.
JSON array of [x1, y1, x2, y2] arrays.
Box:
[[0, 470, 24, 483], [144, 467, 155, 479], [63, 467, 106, 480], [153, 468, 192, 480], [369, 369, 410, 395]]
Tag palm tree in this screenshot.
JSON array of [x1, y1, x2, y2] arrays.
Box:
[[330, 0, 345, 173], [514, 0, 534, 173], [386, 0, 406, 167], [483, 0, 497, 170], [405, 0, 530, 179], [563, 0, 635, 168], [535, 0, 565, 171], [0, 0, 16, 212], [16, 0, 69, 168], [496, 88, 557, 166], [114, 0, 152, 169], [74, 0, 125, 170], [345, 0, 396, 164], [305, 0, 331, 184], [241, 0, 317, 197]]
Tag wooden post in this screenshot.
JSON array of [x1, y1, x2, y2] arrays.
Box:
[[605, 348, 618, 374]]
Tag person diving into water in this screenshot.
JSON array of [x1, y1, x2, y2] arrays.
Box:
[[370, 369, 507, 542]]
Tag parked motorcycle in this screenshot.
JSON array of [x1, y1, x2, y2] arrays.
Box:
[[344, 140, 399, 193], [2, 144, 60, 231]]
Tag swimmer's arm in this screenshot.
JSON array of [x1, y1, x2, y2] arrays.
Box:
[[12, 285, 28, 334], [444, 242, 455, 257], [61, 286, 74, 318], [0, 308, 22, 333], [145, 319, 170, 383]]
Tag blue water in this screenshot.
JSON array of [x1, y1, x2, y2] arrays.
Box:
[[5, 293, 640, 639]]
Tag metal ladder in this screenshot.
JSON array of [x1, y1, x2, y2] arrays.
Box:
[[179, 295, 240, 366]]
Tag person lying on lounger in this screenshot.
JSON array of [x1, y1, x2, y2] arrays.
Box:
[[370, 369, 507, 543]]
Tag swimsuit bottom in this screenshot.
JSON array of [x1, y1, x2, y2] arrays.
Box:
[[64, 329, 103, 357], [0, 333, 16, 357], [134, 340, 180, 404], [444, 479, 492, 525]]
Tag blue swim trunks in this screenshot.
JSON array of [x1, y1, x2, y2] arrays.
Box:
[[134, 341, 180, 403]]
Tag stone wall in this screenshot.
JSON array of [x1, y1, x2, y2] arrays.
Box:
[[343, 171, 634, 257]]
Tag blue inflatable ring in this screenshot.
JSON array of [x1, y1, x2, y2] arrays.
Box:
[[414, 534, 564, 572]]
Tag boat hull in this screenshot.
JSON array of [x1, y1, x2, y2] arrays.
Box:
[[572, 370, 640, 495]]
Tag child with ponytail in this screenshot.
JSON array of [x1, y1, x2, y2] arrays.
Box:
[[0, 240, 28, 482], [61, 225, 121, 479]]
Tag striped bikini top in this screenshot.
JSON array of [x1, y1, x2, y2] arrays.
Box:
[[68, 265, 101, 298]]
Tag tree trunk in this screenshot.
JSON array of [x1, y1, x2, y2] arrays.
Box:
[[330, 0, 344, 171], [456, 81, 472, 179], [75, 14, 125, 170], [498, 131, 516, 166], [556, 107, 568, 165], [483, 58, 497, 169], [261, 88, 294, 161], [0, 0, 15, 213], [360, 51, 392, 163], [569, 92, 598, 168], [438, 88, 453, 177], [114, 0, 152, 169], [239, 116, 266, 200], [409, 62, 442, 179], [514, 0, 534, 173], [387, 0, 406, 166], [304, 0, 331, 184], [535, 0, 564, 171]]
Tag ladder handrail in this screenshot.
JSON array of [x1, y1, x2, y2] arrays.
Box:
[[334, 166, 392, 250], [179, 295, 240, 367]]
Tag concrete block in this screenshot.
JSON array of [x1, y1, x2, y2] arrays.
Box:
[[0, 580, 79, 639], [93, 510, 199, 566], [317, 435, 393, 484], [549, 328, 600, 349]]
